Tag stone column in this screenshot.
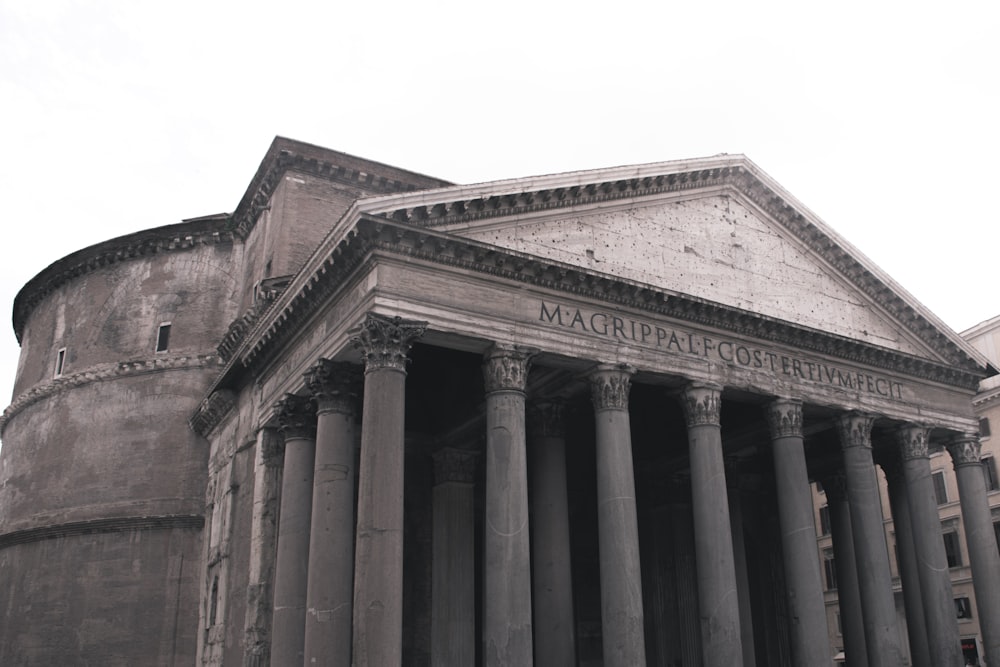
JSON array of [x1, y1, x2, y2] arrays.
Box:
[[302, 359, 361, 666], [879, 452, 931, 667], [482, 344, 534, 666], [243, 427, 284, 667], [270, 394, 317, 667], [896, 425, 962, 666], [351, 313, 426, 666], [836, 412, 905, 667], [821, 471, 868, 667], [947, 434, 1000, 666], [765, 399, 832, 666], [589, 365, 646, 666], [430, 448, 477, 667], [680, 382, 743, 667], [527, 401, 576, 667]]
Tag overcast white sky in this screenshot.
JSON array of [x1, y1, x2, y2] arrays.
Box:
[[1, 0, 998, 414]]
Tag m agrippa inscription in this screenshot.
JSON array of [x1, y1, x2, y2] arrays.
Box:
[[538, 301, 904, 400]]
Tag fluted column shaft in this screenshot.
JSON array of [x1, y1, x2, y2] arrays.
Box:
[[589, 365, 646, 666], [680, 382, 743, 667], [880, 454, 931, 667], [527, 401, 576, 666], [351, 313, 425, 667], [897, 426, 961, 666], [765, 399, 832, 666], [836, 413, 905, 667], [823, 472, 868, 667], [431, 448, 477, 667], [271, 395, 318, 667], [302, 360, 361, 666], [948, 435, 1000, 666], [482, 345, 534, 666]]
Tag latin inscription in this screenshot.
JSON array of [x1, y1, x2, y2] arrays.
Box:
[[539, 301, 904, 400]]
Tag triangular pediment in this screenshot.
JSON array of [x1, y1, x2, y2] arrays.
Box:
[[356, 156, 988, 371]]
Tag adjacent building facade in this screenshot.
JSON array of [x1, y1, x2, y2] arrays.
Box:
[[1, 137, 997, 666]]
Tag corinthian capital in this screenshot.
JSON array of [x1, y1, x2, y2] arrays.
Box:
[[836, 412, 875, 450], [947, 434, 982, 467], [274, 393, 317, 440], [680, 382, 722, 427], [304, 359, 362, 415], [588, 364, 634, 412], [351, 313, 426, 373], [765, 398, 803, 439], [896, 425, 930, 461], [527, 400, 566, 438], [482, 344, 534, 394]]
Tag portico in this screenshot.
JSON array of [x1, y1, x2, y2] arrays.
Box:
[[190, 148, 994, 666]]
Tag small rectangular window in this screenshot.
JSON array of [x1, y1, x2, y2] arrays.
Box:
[[984, 456, 999, 492], [944, 531, 963, 568], [823, 549, 837, 590], [155, 323, 171, 353], [981, 417, 992, 438], [933, 471, 948, 505], [54, 347, 66, 377], [955, 596, 973, 619], [819, 505, 832, 536]]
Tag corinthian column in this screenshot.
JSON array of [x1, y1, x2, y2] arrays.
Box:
[[302, 359, 361, 666], [680, 382, 743, 667], [350, 313, 425, 666], [431, 448, 477, 667], [589, 365, 646, 666], [482, 344, 534, 666], [764, 399, 832, 666], [527, 400, 576, 667], [947, 434, 1000, 666], [270, 394, 317, 667], [879, 453, 930, 667], [821, 471, 868, 667], [836, 412, 904, 667], [896, 425, 961, 666]]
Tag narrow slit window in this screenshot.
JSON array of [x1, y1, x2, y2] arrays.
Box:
[[54, 347, 66, 377], [155, 323, 171, 353]]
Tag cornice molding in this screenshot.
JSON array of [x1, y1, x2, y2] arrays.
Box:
[[0, 514, 205, 550], [1, 353, 221, 436], [190, 389, 238, 438], [233, 218, 985, 392], [229, 145, 449, 241], [13, 217, 233, 344]]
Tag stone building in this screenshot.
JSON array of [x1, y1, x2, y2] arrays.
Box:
[[1, 137, 997, 666]]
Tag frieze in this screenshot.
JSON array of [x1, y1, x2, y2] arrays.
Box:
[[946, 435, 982, 467], [351, 313, 426, 373], [483, 345, 534, 393], [836, 412, 875, 450], [234, 218, 985, 392], [539, 300, 909, 401], [680, 382, 722, 427], [588, 364, 634, 411], [765, 399, 803, 439]]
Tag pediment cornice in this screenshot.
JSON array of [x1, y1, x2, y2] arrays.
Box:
[[233, 218, 986, 392], [360, 160, 979, 372]]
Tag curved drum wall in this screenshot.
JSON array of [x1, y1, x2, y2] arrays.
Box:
[[0, 225, 238, 665]]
